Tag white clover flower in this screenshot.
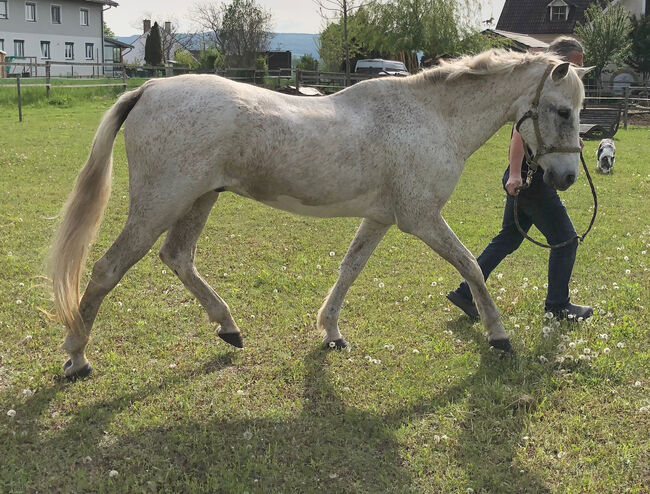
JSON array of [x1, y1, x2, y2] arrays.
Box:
[[168, 363, 176, 368], [7, 409, 16, 417], [403, 296, 409, 301], [316, 264, 322, 270], [533, 286, 539, 291], [329, 473, 338, 479], [555, 356, 565, 364], [599, 333, 609, 340], [273, 289, 278, 293], [539, 355, 548, 363], [378, 282, 385, 288], [430, 281, 437, 286], [583, 348, 591, 355], [433, 434, 441, 443], [578, 354, 590, 361], [624, 256, 629, 261], [634, 381, 641, 387], [617, 342, 625, 348], [412, 349, 420, 354], [109, 470, 119, 478], [626, 269, 631, 275], [329, 341, 336, 349], [557, 451, 566, 459], [15, 300, 22, 305], [497, 273, 503, 279], [384, 344, 395, 351], [22, 389, 32, 397], [243, 431, 253, 440], [329, 251, 335, 257]]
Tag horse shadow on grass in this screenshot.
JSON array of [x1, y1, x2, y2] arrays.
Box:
[[5, 319, 591, 493]]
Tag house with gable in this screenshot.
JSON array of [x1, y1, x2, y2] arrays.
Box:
[[495, 0, 648, 88], [0, 0, 119, 76]]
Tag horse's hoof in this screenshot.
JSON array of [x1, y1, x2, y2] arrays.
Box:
[[489, 338, 513, 353], [63, 359, 93, 381], [219, 332, 243, 348], [325, 338, 349, 350]]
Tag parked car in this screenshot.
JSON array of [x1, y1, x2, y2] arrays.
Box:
[[354, 59, 409, 77]]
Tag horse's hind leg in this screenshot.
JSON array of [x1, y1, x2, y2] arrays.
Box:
[[318, 219, 390, 348], [63, 216, 166, 378], [403, 213, 511, 351], [159, 192, 242, 348]]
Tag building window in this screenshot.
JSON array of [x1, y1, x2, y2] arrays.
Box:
[[51, 4, 61, 24], [0, 1, 7, 19], [25, 2, 36, 22], [65, 42, 74, 59], [15, 40, 25, 57], [551, 6, 568, 20], [80, 8, 88, 26], [0, 39, 5, 52], [41, 41, 50, 58], [85, 43, 94, 59]]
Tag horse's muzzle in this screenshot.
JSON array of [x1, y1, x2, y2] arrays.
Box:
[[543, 169, 576, 191]]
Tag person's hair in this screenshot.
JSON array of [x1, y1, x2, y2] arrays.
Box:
[[547, 36, 584, 58]]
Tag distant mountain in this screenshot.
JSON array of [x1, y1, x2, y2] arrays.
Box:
[[117, 33, 320, 60]]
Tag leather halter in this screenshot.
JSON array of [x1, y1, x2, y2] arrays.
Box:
[[514, 64, 582, 176], [512, 63, 598, 249]]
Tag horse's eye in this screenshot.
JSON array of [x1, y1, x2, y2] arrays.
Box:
[[558, 109, 571, 119]]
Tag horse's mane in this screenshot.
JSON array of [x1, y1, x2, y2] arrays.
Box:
[[409, 49, 583, 106], [417, 49, 563, 84]]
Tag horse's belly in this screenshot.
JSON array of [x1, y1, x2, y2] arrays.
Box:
[[257, 191, 379, 218]]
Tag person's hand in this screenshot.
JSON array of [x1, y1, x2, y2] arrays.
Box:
[[505, 174, 523, 196], [579, 137, 584, 149]]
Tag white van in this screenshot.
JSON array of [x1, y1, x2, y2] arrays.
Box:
[[354, 59, 409, 77]]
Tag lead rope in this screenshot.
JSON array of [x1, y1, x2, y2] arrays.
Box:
[[513, 152, 598, 249]]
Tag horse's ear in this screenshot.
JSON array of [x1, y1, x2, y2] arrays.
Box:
[[551, 62, 570, 81], [574, 66, 595, 80]]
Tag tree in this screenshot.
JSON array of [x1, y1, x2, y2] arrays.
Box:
[[628, 14, 650, 81], [103, 21, 115, 38], [296, 54, 319, 71], [145, 21, 164, 66], [315, 0, 367, 85], [193, 0, 273, 68], [574, 2, 632, 88]]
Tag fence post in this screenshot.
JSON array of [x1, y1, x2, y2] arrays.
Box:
[[17, 78, 23, 122], [45, 61, 51, 98], [296, 69, 301, 92], [623, 86, 630, 130], [122, 64, 127, 91]]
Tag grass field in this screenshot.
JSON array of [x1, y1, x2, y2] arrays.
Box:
[[0, 95, 648, 493]]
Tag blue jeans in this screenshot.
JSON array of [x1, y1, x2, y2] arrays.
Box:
[[456, 168, 577, 310]]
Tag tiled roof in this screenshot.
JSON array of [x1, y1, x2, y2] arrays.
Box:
[[496, 0, 596, 34]]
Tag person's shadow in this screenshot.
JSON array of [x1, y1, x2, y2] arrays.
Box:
[[5, 319, 591, 492]]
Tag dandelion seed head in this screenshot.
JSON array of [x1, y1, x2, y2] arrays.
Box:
[[108, 470, 119, 478], [329, 251, 335, 257], [7, 409, 16, 417], [617, 342, 625, 348]]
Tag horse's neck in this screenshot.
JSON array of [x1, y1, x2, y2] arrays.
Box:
[[422, 66, 542, 160]]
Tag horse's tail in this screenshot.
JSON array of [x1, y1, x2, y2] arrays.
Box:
[[47, 85, 146, 335]]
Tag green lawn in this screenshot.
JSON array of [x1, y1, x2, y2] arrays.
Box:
[[0, 98, 648, 493]]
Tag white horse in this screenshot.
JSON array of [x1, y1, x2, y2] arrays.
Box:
[[48, 49, 590, 379]]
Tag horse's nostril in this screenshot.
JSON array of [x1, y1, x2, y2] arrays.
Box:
[[566, 174, 576, 185]]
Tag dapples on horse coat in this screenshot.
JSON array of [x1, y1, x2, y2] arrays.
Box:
[[47, 50, 591, 379]]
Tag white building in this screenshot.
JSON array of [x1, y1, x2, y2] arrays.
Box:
[[122, 19, 183, 67], [0, 0, 118, 76]]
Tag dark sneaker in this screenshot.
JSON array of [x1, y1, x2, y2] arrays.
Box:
[[446, 290, 479, 320], [546, 302, 593, 321]]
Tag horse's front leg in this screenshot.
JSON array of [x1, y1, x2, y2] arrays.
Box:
[[318, 218, 390, 349], [402, 213, 511, 351]]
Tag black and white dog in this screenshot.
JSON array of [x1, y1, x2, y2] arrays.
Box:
[[596, 138, 616, 174]]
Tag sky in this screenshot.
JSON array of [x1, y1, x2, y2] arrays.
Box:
[[104, 0, 507, 37]]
